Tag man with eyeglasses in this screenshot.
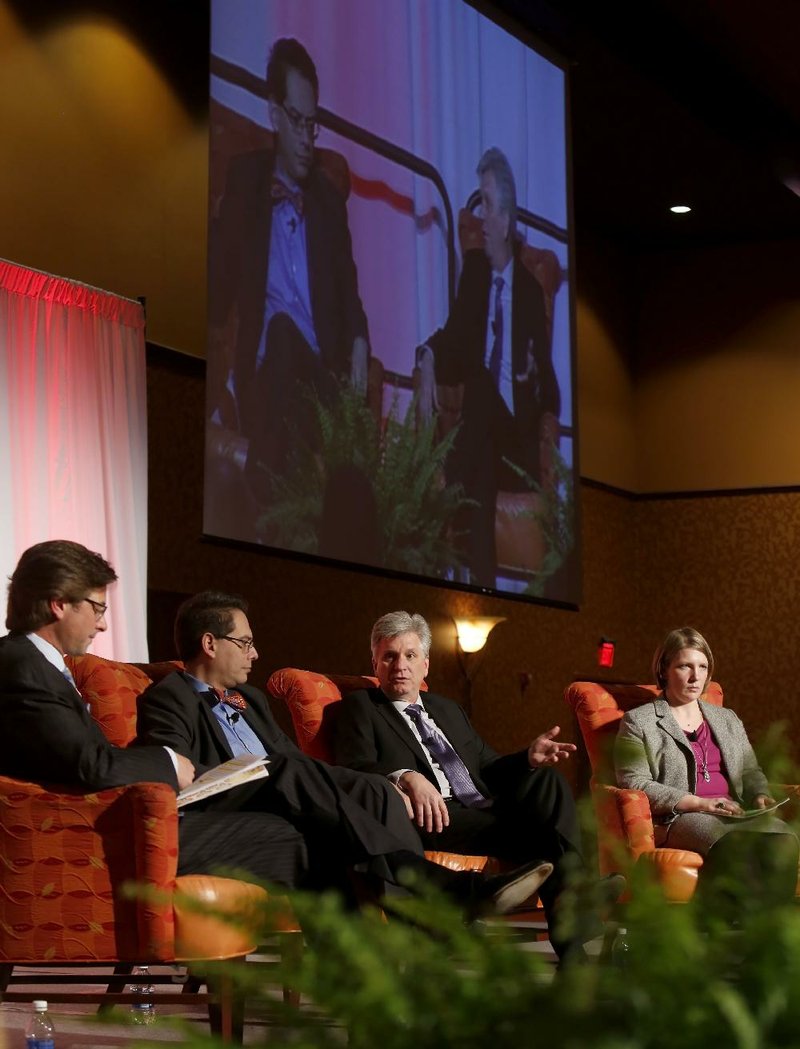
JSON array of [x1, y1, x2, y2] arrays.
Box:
[[136, 590, 552, 909], [0, 540, 195, 793], [210, 36, 370, 508]]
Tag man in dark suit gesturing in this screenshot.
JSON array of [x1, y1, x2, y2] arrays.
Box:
[[209, 37, 369, 498], [137, 591, 552, 910], [335, 611, 620, 959], [417, 148, 561, 586]]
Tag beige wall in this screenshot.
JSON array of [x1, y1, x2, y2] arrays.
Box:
[[634, 240, 800, 491], [0, 6, 208, 355]]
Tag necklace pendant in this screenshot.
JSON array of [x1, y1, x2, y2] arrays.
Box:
[[703, 768, 711, 783]]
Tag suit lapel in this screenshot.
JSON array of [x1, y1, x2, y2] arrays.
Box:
[[654, 697, 693, 753], [179, 673, 235, 760], [374, 692, 432, 768], [238, 685, 279, 750]]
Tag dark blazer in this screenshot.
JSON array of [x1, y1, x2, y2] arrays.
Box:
[[427, 244, 560, 449], [209, 148, 369, 435], [137, 671, 301, 776], [0, 634, 177, 791], [334, 687, 530, 800]]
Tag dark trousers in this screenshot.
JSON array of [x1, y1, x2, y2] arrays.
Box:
[[178, 751, 434, 894], [244, 312, 338, 502], [417, 766, 582, 953], [446, 369, 539, 586]]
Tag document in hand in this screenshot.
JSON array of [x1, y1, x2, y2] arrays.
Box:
[[176, 755, 270, 808], [720, 797, 790, 820]]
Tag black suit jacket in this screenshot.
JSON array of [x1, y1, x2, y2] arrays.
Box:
[[427, 243, 560, 451], [137, 671, 301, 776], [0, 634, 177, 791], [209, 148, 369, 435], [333, 687, 530, 800]]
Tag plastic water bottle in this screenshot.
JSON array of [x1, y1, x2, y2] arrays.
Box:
[[25, 1000, 55, 1048], [129, 966, 157, 1025]]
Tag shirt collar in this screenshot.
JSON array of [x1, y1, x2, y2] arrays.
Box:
[[184, 671, 219, 701], [492, 255, 514, 285], [392, 696, 424, 715], [26, 632, 68, 674]]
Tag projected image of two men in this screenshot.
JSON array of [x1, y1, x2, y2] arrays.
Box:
[[206, 0, 577, 603]]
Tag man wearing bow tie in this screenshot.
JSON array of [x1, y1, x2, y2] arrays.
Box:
[[209, 37, 370, 502]]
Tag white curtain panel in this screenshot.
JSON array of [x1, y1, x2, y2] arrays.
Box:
[[0, 260, 148, 661]]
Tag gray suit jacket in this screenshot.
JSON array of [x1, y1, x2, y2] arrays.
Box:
[[614, 696, 769, 819]]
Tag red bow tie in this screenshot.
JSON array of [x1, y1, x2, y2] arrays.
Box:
[[209, 687, 247, 711], [271, 178, 304, 216]]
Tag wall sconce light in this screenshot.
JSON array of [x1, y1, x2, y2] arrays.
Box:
[[454, 616, 506, 653], [453, 616, 506, 712]]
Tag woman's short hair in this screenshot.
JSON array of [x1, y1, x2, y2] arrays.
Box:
[[174, 591, 249, 662], [370, 611, 432, 658], [6, 540, 117, 633], [652, 627, 715, 690]]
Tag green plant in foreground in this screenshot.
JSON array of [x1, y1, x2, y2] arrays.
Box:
[[134, 848, 800, 1049]]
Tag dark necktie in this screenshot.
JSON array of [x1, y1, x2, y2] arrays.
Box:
[[271, 178, 304, 217], [404, 704, 489, 808], [209, 687, 248, 711], [487, 276, 504, 387]]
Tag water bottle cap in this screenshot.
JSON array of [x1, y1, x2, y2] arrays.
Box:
[[33, 1000, 48, 1010]]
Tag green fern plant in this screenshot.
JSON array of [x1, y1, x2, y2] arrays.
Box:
[[254, 383, 468, 578], [503, 442, 575, 596]]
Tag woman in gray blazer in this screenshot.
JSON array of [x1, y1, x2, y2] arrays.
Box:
[[615, 627, 797, 904]]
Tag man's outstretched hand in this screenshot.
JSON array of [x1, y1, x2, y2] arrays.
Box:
[[527, 726, 577, 768]]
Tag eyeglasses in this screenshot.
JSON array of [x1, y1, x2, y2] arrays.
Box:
[[278, 101, 320, 141], [81, 597, 108, 620], [218, 635, 257, 654]]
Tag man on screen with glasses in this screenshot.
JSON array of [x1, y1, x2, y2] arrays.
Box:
[[210, 36, 370, 504]]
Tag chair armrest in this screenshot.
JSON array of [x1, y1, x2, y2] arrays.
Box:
[[594, 784, 656, 870], [0, 775, 179, 962]]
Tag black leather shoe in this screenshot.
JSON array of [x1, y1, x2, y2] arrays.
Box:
[[470, 859, 554, 919]]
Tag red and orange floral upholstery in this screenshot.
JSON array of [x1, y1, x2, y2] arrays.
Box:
[[566, 681, 719, 902], [0, 653, 269, 967]]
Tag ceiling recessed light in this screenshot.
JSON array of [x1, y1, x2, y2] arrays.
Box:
[[670, 204, 691, 214]]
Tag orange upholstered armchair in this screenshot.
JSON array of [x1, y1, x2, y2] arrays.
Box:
[[0, 652, 270, 1038], [565, 681, 718, 902]]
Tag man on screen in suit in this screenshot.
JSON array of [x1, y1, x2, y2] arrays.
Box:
[[136, 589, 552, 910], [417, 148, 561, 587], [334, 611, 622, 960], [209, 37, 370, 503]]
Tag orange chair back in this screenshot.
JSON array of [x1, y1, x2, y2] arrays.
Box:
[[267, 669, 378, 761], [67, 654, 181, 747]]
